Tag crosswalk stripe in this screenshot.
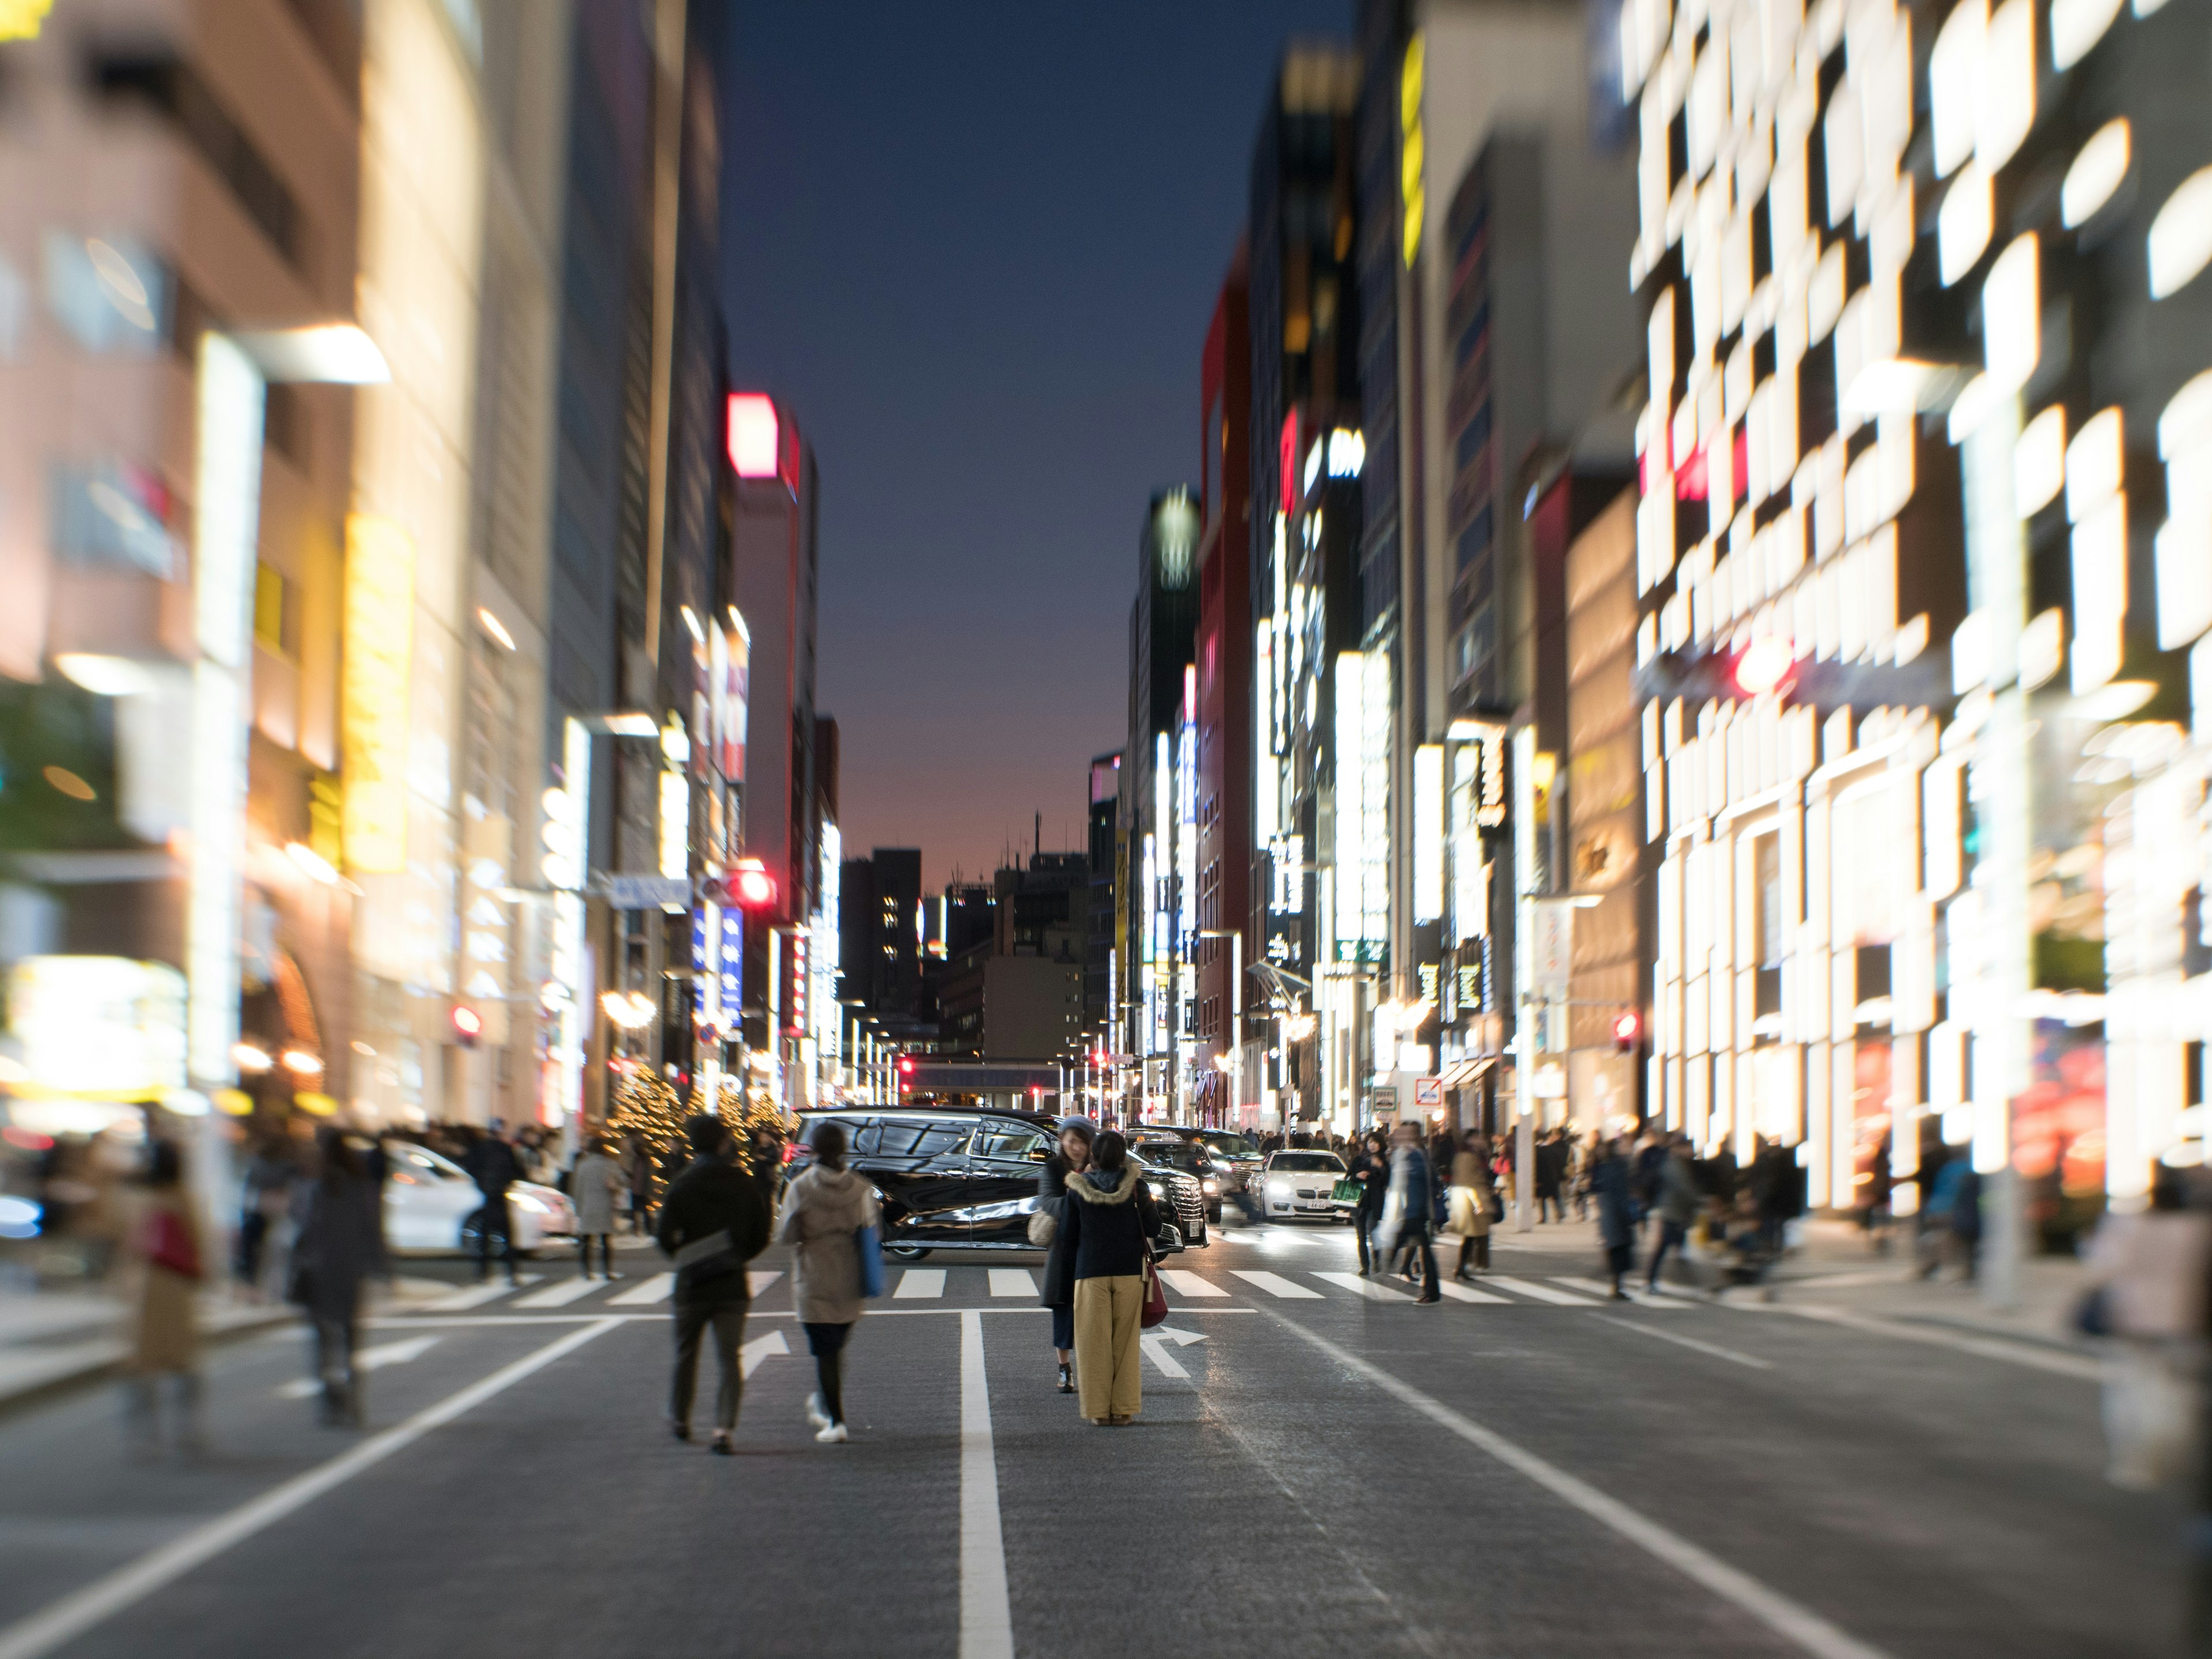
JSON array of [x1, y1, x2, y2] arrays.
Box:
[[1559, 1277, 1686, 1308], [421, 1276, 538, 1312], [1487, 1275, 1601, 1306], [605, 1272, 673, 1306], [1229, 1270, 1323, 1300], [1435, 1278, 1512, 1304], [988, 1268, 1036, 1298], [1313, 1271, 1416, 1301], [894, 1268, 946, 1299], [1157, 1269, 1228, 1298], [512, 1277, 603, 1308], [748, 1270, 783, 1296]]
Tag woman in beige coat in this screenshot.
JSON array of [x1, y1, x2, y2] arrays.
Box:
[[775, 1122, 879, 1444], [1448, 1132, 1495, 1280], [124, 1141, 205, 1456]]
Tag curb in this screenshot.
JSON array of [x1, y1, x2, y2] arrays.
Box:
[[0, 1306, 296, 1423]]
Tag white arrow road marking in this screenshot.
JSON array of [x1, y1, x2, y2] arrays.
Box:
[[275, 1336, 442, 1397], [739, 1329, 789, 1378], [1139, 1334, 1189, 1379], [1153, 1326, 1209, 1346]]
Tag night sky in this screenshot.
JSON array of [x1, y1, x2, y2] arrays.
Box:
[[719, 1, 1348, 891]]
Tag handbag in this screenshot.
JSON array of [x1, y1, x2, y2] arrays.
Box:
[[672, 1228, 740, 1291], [1331, 1178, 1362, 1203], [1139, 1257, 1169, 1328], [1027, 1196, 1062, 1247], [856, 1222, 885, 1298], [143, 1209, 201, 1281]]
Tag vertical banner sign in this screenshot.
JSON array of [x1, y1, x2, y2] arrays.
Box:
[[340, 514, 415, 873], [724, 620, 749, 783]]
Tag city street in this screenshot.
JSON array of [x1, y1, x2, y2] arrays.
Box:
[[0, 1224, 2171, 1659]]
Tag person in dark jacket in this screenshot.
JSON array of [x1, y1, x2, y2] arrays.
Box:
[[1349, 1131, 1390, 1274], [1059, 1130, 1161, 1425], [1593, 1136, 1637, 1298], [459, 1125, 524, 1285], [656, 1115, 772, 1454], [1037, 1117, 1096, 1393], [1643, 1134, 1700, 1293], [1381, 1122, 1442, 1303], [288, 1128, 389, 1426], [1534, 1130, 1569, 1223]]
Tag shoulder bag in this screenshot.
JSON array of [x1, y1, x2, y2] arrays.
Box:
[[144, 1209, 202, 1281], [1139, 1255, 1169, 1328], [1027, 1197, 1062, 1247], [672, 1228, 739, 1291], [856, 1222, 885, 1298]]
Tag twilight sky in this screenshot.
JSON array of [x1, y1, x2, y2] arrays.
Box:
[[719, 1, 1347, 892]]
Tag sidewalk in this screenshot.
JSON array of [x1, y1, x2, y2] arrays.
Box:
[[1489, 1210, 2092, 1354], [0, 1274, 451, 1416]]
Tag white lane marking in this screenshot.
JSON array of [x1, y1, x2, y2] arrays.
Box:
[[1313, 1271, 1416, 1301], [275, 1336, 442, 1396], [748, 1270, 783, 1296], [895, 1269, 946, 1300], [1265, 1315, 1896, 1659], [1153, 1327, 1209, 1346], [1229, 1270, 1323, 1300], [0, 1319, 618, 1659], [513, 1277, 604, 1308], [1140, 1334, 1190, 1378], [987, 1268, 1035, 1298], [606, 1272, 674, 1306], [1760, 1302, 2101, 1381], [1434, 1278, 1511, 1304], [740, 1329, 789, 1378], [1486, 1275, 1601, 1306], [420, 1280, 524, 1312], [1158, 1269, 1229, 1298], [1560, 1278, 1690, 1309], [959, 1311, 1013, 1659], [1587, 1312, 1775, 1370]]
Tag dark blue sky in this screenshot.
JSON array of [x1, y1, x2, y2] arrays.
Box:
[[719, 1, 1348, 889]]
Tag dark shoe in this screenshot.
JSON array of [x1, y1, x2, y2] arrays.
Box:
[[709, 1433, 734, 1455], [1414, 1292, 1441, 1305], [1056, 1363, 1074, 1395], [1611, 1289, 1631, 1301], [671, 1421, 691, 1442]]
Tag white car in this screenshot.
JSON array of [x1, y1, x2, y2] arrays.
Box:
[[1255, 1150, 1355, 1222], [381, 1141, 576, 1255]]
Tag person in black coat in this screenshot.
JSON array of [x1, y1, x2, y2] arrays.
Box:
[[460, 1126, 524, 1285], [1349, 1131, 1391, 1274], [1059, 1131, 1161, 1425], [656, 1115, 772, 1454], [288, 1128, 388, 1427], [1037, 1118, 1096, 1395]]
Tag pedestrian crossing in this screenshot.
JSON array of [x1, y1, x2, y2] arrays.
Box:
[[405, 1260, 1697, 1315]]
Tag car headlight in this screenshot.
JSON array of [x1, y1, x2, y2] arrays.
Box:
[[1145, 1180, 1167, 1199], [1202, 1179, 1219, 1195], [509, 1195, 548, 1217]]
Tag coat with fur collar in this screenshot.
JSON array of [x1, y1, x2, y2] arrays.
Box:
[[1059, 1165, 1162, 1282]]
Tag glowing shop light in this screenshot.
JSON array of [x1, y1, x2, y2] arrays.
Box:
[[285, 841, 340, 885], [1732, 634, 1798, 696], [235, 324, 391, 385], [2062, 120, 2131, 228], [232, 1043, 272, 1073], [2149, 168, 2212, 300], [54, 654, 157, 696], [726, 393, 781, 478], [1938, 165, 1993, 286], [1983, 236, 2039, 393], [281, 1048, 323, 1077], [475, 607, 515, 651], [2014, 406, 2067, 517]]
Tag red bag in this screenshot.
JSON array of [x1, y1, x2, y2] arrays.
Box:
[[143, 1209, 202, 1281], [1140, 1259, 1168, 1329]]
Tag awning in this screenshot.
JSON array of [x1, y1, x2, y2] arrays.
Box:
[[1440, 1055, 1498, 1090]]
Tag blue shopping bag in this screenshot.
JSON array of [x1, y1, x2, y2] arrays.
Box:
[[856, 1222, 885, 1298]]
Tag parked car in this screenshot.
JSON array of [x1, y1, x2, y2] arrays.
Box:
[[1130, 1133, 1225, 1226], [1253, 1149, 1355, 1223], [380, 1140, 576, 1255], [790, 1107, 1194, 1259]]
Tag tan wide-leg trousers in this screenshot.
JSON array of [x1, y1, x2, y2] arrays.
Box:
[[1071, 1274, 1144, 1421]]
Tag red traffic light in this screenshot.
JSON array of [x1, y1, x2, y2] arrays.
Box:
[[897, 1057, 915, 1076], [451, 1004, 483, 1048], [1612, 1009, 1640, 1052], [730, 858, 777, 910], [1730, 635, 1797, 698]]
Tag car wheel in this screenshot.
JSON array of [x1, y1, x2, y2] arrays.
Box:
[[885, 1245, 931, 1262]]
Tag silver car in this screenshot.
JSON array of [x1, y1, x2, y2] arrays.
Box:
[[1253, 1149, 1355, 1222]]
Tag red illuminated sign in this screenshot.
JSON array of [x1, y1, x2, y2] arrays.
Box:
[[728, 394, 780, 479]]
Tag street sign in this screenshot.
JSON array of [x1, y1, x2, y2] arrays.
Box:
[[1529, 898, 1573, 992], [1414, 1076, 1444, 1108], [603, 873, 691, 910]]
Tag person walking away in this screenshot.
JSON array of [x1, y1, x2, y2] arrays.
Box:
[[1592, 1136, 1637, 1299], [776, 1122, 878, 1444], [747, 1124, 785, 1214], [1631, 1132, 1668, 1236], [2080, 1167, 2212, 1488], [1381, 1122, 1441, 1303], [1534, 1130, 1567, 1224], [123, 1142, 205, 1458], [622, 1131, 654, 1233], [570, 1136, 625, 1280], [288, 1128, 388, 1426], [1858, 1134, 1893, 1253], [1038, 1117, 1096, 1391], [1059, 1130, 1161, 1425], [1644, 1135, 1700, 1293], [233, 1132, 295, 1298], [1349, 1131, 1390, 1273], [657, 1115, 772, 1454], [1449, 1134, 1494, 1279], [460, 1123, 524, 1285]]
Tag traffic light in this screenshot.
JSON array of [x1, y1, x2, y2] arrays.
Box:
[[730, 857, 776, 910], [1729, 634, 1798, 698], [897, 1057, 915, 1077], [1612, 1009, 1641, 1053], [451, 1003, 484, 1049]]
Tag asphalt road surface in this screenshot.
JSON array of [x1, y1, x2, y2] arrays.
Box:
[[0, 1222, 2178, 1659]]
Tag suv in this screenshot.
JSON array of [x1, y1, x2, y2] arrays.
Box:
[[1154, 1126, 1264, 1199], [790, 1108, 1196, 1261]]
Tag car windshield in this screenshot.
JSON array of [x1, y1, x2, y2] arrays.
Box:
[[1269, 1152, 1344, 1172], [1200, 1131, 1258, 1157], [1134, 1141, 1203, 1171], [391, 1142, 468, 1180]]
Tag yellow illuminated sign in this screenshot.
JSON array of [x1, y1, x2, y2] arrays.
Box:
[[340, 514, 414, 873], [1400, 33, 1426, 268], [0, 1, 55, 43]]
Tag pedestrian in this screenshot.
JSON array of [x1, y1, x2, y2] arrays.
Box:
[[287, 1127, 388, 1426], [1448, 1132, 1494, 1278], [1535, 1128, 1567, 1223], [1037, 1116, 1096, 1393], [460, 1122, 524, 1285], [1644, 1134, 1700, 1292], [233, 1131, 294, 1297], [1059, 1129, 1162, 1426], [2080, 1166, 2212, 1488], [123, 1141, 204, 1459], [1858, 1134, 1893, 1252], [622, 1131, 654, 1233], [657, 1114, 772, 1455], [1349, 1130, 1390, 1273], [1380, 1122, 1441, 1303], [775, 1120, 878, 1445], [747, 1123, 785, 1214], [1592, 1135, 1637, 1299], [569, 1135, 625, 1280], [1748, 1135, 1797, 1257]]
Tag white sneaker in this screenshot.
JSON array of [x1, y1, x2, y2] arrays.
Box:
[[815, 1421, 848, 1444], [805, 1393, 831, 1430]]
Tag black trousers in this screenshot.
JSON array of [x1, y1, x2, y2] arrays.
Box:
[[577, 1233, 614, 1275], [804, 1320, 852, 1425], [474, 1194, 517, 1282], [672, 1295, 748, 1431]]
